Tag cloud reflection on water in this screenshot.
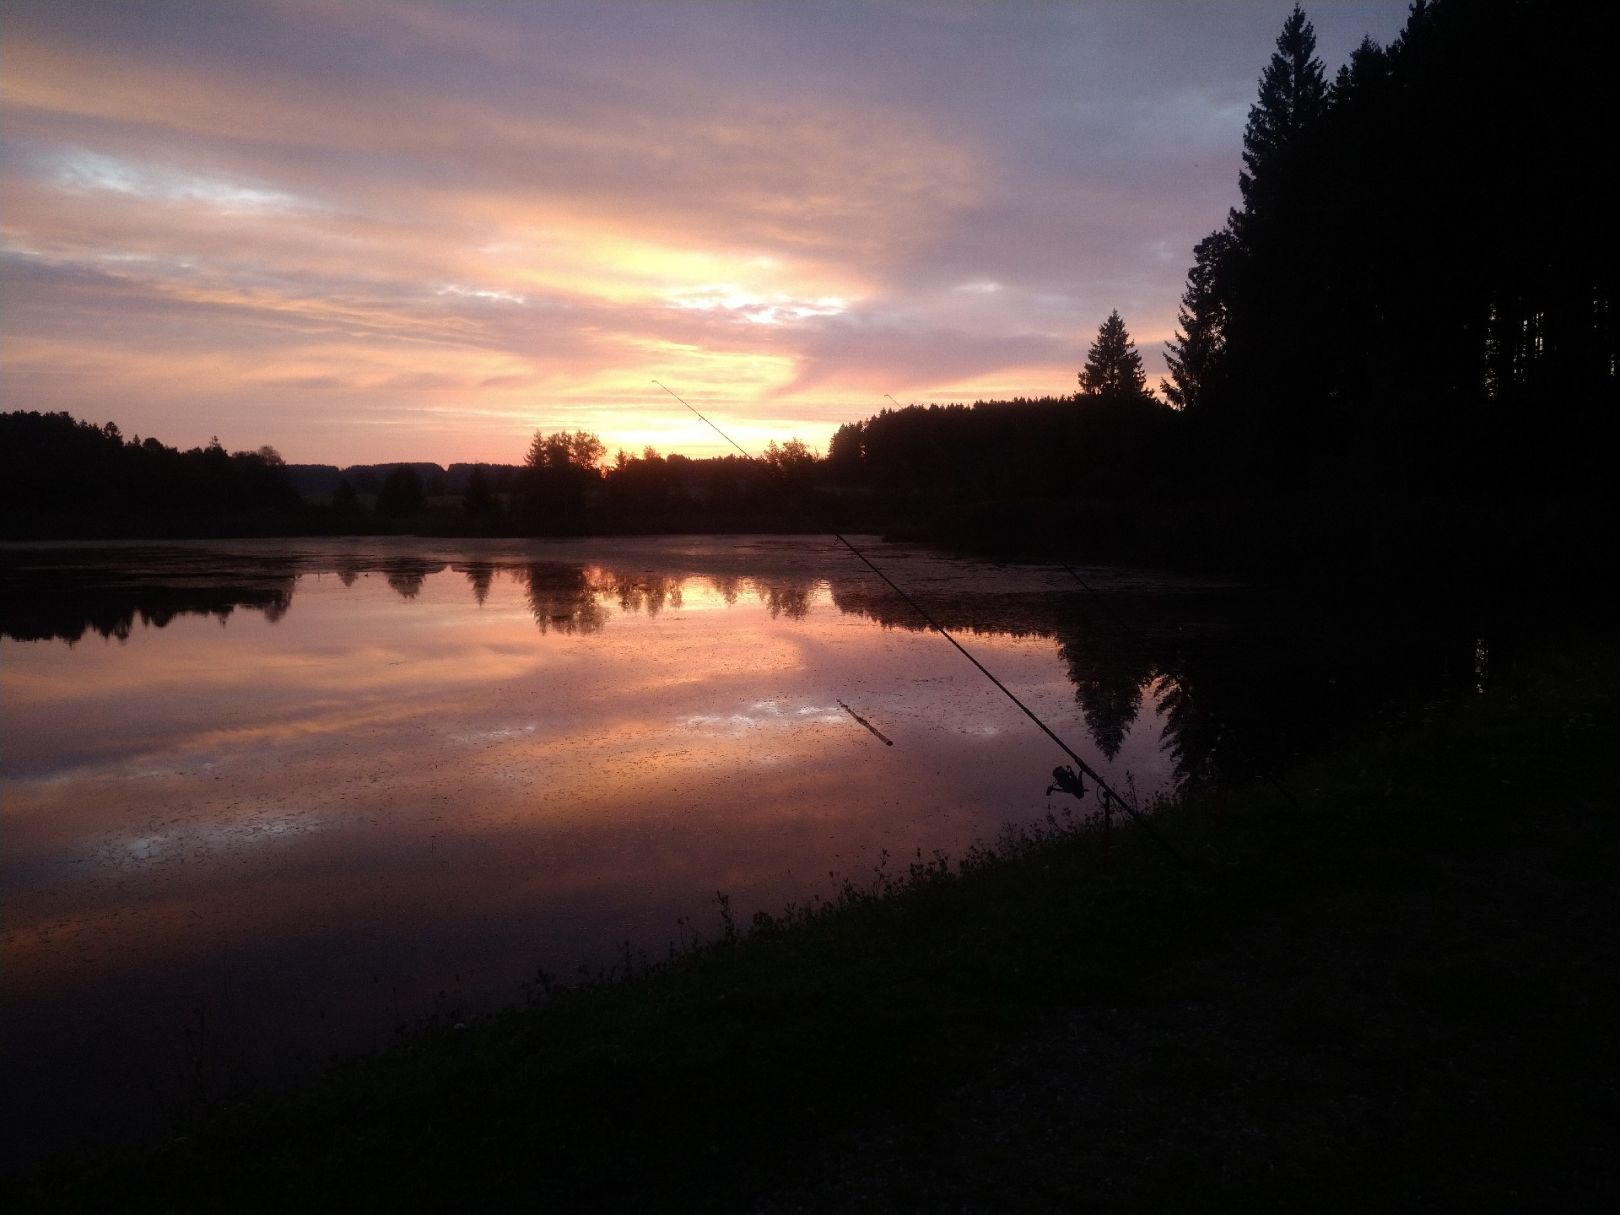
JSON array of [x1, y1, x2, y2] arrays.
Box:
[[0, 538, 1205, 1162]]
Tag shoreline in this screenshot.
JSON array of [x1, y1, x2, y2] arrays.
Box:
[[5, 487, 1607, 597], [15, 626, 1616, 1211]]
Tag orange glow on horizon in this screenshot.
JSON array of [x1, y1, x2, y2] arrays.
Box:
[[2, 0, 1296, 466]]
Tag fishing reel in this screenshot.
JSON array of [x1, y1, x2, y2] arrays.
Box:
[[1045, 765, 1087, 801]]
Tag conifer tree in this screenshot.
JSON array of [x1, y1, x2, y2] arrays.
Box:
[[1216, 4, 1330, 479], [1238, 4, 1327, 220], [1079, 311, 1150, 400], [1162, 231, 1233, 411]]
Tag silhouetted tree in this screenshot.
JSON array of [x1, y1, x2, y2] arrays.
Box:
[[1161, 230, 1234, 413], [521, 429, 604, 531], [331, 477, 361, 518], [1331, 33, 1389, 107], [229, 445, 301, 514], [376, 465, 426, 519], [1200, 4, 1333, 484], [1237, 5, 1327, 224], [1159, 0, 1619, 497], [827, 421, 865, 480], [0, 410, 303, 535], [761, 438, 818, 501], [1079, 312, 1150, 401], [463, 464, 496, 518], [525, 430, 606, 475]]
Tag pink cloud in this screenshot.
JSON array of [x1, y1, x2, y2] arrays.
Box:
[[1, 0, 1414, 464]]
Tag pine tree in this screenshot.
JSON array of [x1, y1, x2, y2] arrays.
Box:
[[1079, 311, 1149, 400], [1238, 4, 1327, 220], [1162, 230, 1234, 411], [1215, 4, 1331, 482]]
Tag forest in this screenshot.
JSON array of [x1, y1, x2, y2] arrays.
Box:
[[3, 1, 1612, 579]]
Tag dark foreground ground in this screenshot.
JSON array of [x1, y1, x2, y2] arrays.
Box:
[[13, 629, 1617, 1213]]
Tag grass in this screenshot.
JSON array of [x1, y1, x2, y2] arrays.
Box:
[[13, 629, 1618, 1213]]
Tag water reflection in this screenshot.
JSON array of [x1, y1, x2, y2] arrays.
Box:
[[1, 553, 825, 641], [1061, 632, 1155, 762], [382, 558, 440, 600], [460, 562, 494, 606], [0, 545, 1488, 795], [0, 549, 299, 643], [523, 563, 608, 635], [603, 569, 683, 617], [0, 538, 1500, 1166]]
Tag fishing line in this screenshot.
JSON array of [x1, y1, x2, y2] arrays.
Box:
[[653, 379, 1189, 867]]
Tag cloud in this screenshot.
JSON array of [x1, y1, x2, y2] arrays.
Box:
[[0, 0, 1414, 463]]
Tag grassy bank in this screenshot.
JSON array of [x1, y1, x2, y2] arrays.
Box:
[[16, 630, 1617, 1213]]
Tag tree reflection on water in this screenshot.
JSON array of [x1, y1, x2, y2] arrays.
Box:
[[0, 540, 1510, 1175], [522, 563, 607, 635], [0, 544, 1490, 792], [0, 548, 299, 644]]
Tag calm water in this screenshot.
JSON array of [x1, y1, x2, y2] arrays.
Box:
[[0, 536, 1492, 1163]]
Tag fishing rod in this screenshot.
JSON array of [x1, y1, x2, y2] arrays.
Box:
[[838, 699, 893, 746], [653, 379, 1189, 868]]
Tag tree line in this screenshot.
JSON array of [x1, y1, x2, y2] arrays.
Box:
[[0, 409, 846, 539], [0, 411, 301, 538], [1158, 0, 1614, 495], [821, 0, 1615, 573], [835, 0, 1614, 501], [6, 2, 1608, 570]]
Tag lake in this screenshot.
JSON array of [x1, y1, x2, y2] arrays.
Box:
[[0, 535, 1494, 1164]]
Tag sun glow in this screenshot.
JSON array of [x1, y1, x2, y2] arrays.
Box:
[[2, 0, 1225, 465], [665, 284, 849, 325]]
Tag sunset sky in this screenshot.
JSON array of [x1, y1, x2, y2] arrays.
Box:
[[1, 1, 1410, 466]]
